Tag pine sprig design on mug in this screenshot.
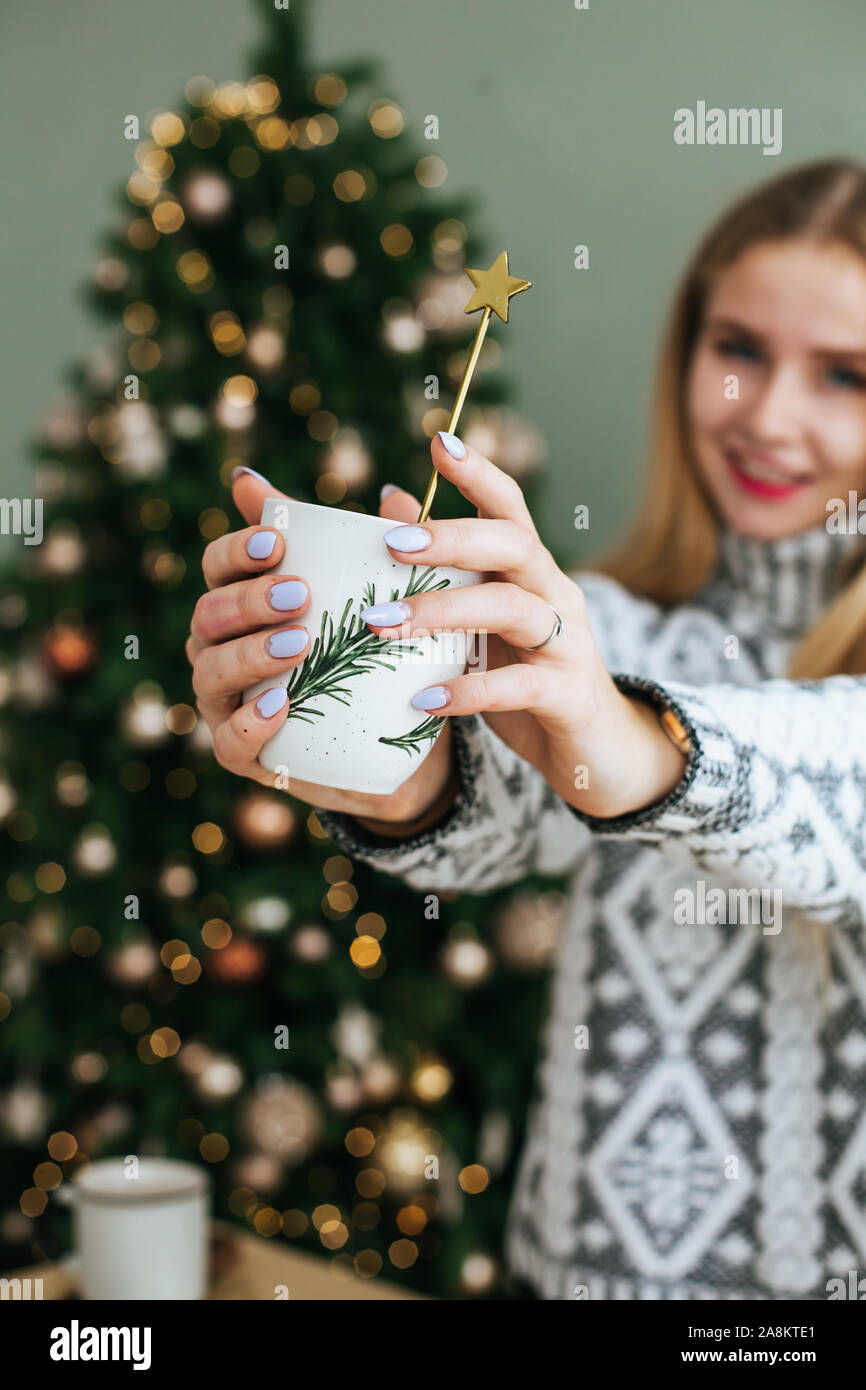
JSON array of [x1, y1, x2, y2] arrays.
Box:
[[379, 714, 443, 756], [285, 566, 451, 723]]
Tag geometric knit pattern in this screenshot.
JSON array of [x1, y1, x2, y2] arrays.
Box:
[[314, 521, 866, 1299]]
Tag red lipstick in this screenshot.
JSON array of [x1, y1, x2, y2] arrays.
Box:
[[724, 448, 809, 501]]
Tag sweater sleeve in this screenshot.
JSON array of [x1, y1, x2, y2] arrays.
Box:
[[312, 712, 593, 894], [572, 672, 866, 929]]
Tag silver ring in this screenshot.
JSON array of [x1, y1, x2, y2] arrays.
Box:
[[521, 602, 564, 652]]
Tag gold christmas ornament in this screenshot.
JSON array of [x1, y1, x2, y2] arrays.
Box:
[[417, 250, 531, 524]]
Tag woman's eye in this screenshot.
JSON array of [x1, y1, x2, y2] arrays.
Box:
[[826, 364, 866, 390], [713, 337, 762, 363], [713, 338, 760, 362]]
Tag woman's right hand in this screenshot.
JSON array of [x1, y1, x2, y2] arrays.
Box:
[[185, 467, 457, 826]]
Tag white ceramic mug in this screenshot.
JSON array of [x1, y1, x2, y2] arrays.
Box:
[[245, 497, 483, 795], [67, 1157, 209, 1300]]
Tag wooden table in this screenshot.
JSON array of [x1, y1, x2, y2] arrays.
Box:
[[5, 1222, 428, 1300]]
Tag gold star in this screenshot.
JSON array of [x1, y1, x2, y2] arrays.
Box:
[[463, 251, 531, 323]]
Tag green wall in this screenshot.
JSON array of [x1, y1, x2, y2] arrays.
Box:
[[1, 0, 863, 560]]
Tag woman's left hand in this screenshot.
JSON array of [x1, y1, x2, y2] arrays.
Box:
[[362, 431, 688, 819]]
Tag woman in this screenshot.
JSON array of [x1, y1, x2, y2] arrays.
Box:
[[187, 159, 866, 1299]]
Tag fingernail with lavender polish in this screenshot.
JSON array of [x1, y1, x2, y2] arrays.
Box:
[[437, 430, 466, 459], [360, 600, 412, 626], [383, 525, 432, 553], [411, 685, 450, 710], [232, 465, 272, 485], [380, 483, 399, 500], [247, 530, 277, 559], [257, 685, 288, 718], [267, 629, 308, 658], [269, 579, 309, 611]]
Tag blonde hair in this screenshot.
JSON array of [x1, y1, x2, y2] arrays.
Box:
[[592, 158, 866, 678]]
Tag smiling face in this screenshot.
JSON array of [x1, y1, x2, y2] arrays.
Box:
[[686, 238, 866, 540]]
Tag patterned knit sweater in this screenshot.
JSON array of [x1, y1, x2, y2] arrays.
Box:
[[314, 520, 866, 1300]]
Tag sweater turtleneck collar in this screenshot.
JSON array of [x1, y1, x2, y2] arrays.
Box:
[[712, 519, 866, 634]]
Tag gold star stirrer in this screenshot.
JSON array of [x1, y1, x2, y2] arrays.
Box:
[[416, 250, 531, 524]]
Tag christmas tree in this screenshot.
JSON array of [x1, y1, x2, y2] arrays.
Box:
[[0, 0, 568, 1297]]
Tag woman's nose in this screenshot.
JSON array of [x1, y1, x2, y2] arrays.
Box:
[[741, 363, 805, 441]]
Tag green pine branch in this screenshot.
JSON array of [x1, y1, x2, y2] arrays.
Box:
[[378, 714, 442, 757], [285, 565, 451, 721]]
